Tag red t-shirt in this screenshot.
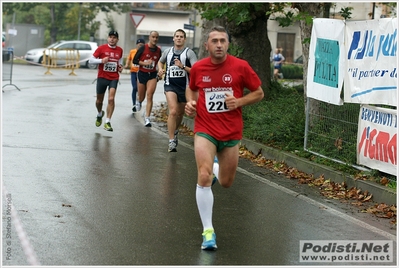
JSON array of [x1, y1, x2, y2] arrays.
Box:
[[189, 55, 261, 141], [93, 44, 123, 80], [138, 44, 161, 73]]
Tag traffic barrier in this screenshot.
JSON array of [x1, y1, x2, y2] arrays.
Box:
[[2, 48, 21, 91], [42, 48, 80, 76]]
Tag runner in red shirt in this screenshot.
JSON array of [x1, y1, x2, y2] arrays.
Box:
[[89, 30, 124, 131], [133, 31, 162, 127], [185, 26, 264, 250]]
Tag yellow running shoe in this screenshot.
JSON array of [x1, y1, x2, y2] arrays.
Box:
[[95, 111, 104, 127], [104, 122, 113, 132], [201, 229, 217, 250]]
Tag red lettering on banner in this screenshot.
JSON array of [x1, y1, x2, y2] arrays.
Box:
[[387, 134, 397, 165], [358, 127, 397, 165]]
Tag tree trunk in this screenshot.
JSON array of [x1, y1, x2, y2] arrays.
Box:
[[294, 3, 324, 118], [50, 3, 57, 44], [229, 12, 271, 99], [197, 19, 225, 60], [198, 4, 271, 99]]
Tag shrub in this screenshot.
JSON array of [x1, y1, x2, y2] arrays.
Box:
[[281, 64, 303, 79], [243, 81, 305, 151]]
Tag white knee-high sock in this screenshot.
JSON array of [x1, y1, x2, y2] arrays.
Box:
[[213, 162, 219, 180], [196, 184, 214, 231]]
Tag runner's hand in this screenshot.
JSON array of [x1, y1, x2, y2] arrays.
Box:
[[225, 93, 238, 110], [118, 64, 123, 73], [185, 101, 197, 117]]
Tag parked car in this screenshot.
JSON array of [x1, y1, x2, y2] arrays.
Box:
[[24, 40, 98, 69]]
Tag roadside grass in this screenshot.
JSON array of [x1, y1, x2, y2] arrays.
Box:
[[243, 80, 396, 188], [13, 58, 28, 64], [241, 80, 396, 224]]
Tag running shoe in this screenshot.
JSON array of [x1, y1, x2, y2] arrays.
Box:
[[136, 101, 141, 112], [132, 106, 137, 113], [174, 130, 179, 146], [201, 229, 217, 250], [104, 122, 113, 132], [95, 110, 104, 127], [168, 140, 177, 152], [144, 117, 152, 127], [212, 174, 218, 186], [212, 156, 219, 186]]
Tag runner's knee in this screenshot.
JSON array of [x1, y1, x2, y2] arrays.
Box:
[[198, 168, 213, 186]]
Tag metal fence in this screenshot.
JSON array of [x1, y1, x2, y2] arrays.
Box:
[[304, 98, 365, 169], [42, 48, 80, 76], [304, 98, 396, 180], [2, 49, 20, 91], [304, 98, 367, 170]]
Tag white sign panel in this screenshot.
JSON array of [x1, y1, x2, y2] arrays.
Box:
[[357, 105, 397, 175], [344, 18, 397, 106], [8, 29, 17, 36], [307, 19, 345, 105]]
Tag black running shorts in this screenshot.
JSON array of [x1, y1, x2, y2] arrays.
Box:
[[138, 71, 157, 84], [96, 78, 118, 94]]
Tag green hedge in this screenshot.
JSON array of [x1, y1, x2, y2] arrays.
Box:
[[272, 63, 303, 80], [243, 81, 305, 151]]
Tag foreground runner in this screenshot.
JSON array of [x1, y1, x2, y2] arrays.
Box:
[[185, 26, 264, 250]]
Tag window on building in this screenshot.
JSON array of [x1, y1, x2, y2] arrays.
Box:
[[277, 33, 295, 63]]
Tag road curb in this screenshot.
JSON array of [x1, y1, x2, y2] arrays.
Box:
[[181, 117, 396, 205]]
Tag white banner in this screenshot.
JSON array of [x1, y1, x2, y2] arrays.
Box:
[[307, 19, 345, 105], [357, 105, 397, 175], [344, 18, 397, 106]]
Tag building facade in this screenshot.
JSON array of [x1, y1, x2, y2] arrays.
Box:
[[4, 23, 45, 58], [94, 2, 197, 55]]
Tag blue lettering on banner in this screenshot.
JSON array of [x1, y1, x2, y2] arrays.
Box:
[[313, 38, 339, 88], [360, 107, 397, 128], [347, 29, 397, 61], [346, 25, 397, 98]]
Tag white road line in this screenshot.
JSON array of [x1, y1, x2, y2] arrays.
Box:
[[2, 183, 41, 266], [238, 167, 397, 242]]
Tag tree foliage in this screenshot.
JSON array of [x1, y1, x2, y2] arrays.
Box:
[[180, 2, 273, 98], [179, 2, 333, 103], [2, 2, 131, 44], [178, 2, 332, 99], [339, 7, 353, 20]]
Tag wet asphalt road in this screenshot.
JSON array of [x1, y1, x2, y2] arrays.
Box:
[[1, 64, 396, 266]]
